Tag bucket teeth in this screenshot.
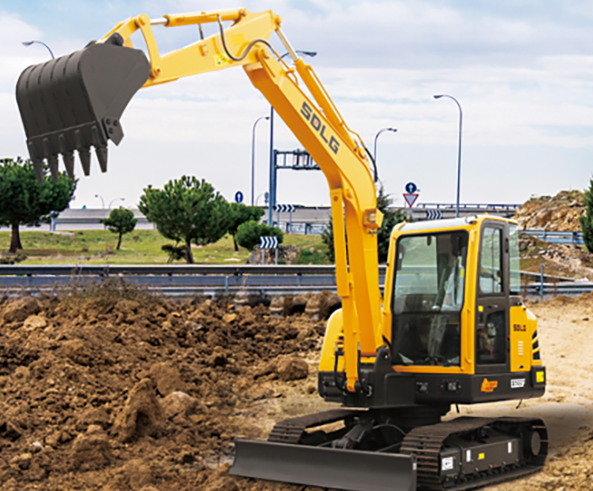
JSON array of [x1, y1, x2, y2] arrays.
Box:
[[63, 153, 75, 179], [47, 156, 60, 182], [79, 148, 92, 176], [95, 146, 108, 173], [32, 160, 44, 184]]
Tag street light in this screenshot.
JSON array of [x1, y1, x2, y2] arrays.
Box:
[[434, 94, 463, 218], [373, 127, 397, 180], [108, 198, 125, 209], [251, 116, 269, 206], [94, 194, 105, 209], [22, 40, 55, 59], [268, 50, 317, 225]]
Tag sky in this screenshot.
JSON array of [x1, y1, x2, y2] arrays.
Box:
[[1, 0, 592, 210]]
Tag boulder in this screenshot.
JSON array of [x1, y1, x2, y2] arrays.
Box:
[[277, 357, 308, 381], [1, 297, 40, 324], [23, 315, 47, 331], [161, 391, 203, 420], [68, 434, 113, 471]]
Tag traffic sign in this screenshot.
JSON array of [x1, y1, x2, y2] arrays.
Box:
[[405, 182, 417, 194], [234, 191, 244, 204], [403, 193, 419, 208], [274, 204, 295, 213], [426, 209, 443, 220], [259, 236, 279, 249]]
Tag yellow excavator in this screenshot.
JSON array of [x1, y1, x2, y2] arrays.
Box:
[[15, 8, 547, 491]]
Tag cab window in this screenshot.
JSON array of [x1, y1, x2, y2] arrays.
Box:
[[509, 224, 521, 295], [391, 231, 468, 366], [479, 227, 502, 295]]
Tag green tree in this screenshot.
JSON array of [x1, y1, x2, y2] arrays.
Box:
[[236, 220, 283, 251], [0, 158, 76, 253], [102, 208, 137, 250], [227, 203, 265, 251], [321, 185, 407, 264], [161, 243, 186, 263], [580, 177, 593, 253], [376, 186, 408, 263], [138, 176, 230, 263], [321, 219, 336, 263]]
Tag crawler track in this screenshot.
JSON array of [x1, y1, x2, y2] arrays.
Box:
[[401, 417, 548, 490]]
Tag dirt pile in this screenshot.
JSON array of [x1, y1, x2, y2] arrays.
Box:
[[0, 282, 328, 491], [514, 190, 584, 231], [520, 233, 593, 279], [2, 282, 593, 491]]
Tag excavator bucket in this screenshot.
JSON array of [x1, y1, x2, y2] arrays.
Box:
[[16, 33, 150, 181], [230, 439, 417, 491]]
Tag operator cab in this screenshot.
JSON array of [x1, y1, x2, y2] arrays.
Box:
[[391, 229, 468, 367], [389, 216, 524, 375]]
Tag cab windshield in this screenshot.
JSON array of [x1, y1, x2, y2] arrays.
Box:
[[391, 231, 469, 366]]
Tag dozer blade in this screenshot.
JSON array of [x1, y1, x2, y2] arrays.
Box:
[[230, 439, 417, 491], [16, 33, 150, 181]]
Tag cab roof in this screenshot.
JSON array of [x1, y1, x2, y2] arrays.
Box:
[[394, 214, 517, 235]]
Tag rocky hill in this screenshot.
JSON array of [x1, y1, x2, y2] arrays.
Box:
[[514, 190, 585, 231]]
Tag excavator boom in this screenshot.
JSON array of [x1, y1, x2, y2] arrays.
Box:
[[16, 8, 384, 395]]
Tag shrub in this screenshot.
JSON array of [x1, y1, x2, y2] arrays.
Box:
[[236, 221, 283, 251], [581, 177, 593, 253]]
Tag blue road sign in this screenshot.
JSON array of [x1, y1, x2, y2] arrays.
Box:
[[235, 191, 244, 204], [405, 182, 417, 194]]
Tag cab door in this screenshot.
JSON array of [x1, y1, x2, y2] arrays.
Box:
[[475, 223, 510, 374]]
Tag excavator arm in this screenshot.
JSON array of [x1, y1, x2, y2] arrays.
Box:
[[16, 8, 387, 392]]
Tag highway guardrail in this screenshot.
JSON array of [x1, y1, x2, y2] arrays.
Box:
[[0, 264, 581, 297]]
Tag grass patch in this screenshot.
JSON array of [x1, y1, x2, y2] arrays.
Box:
[[0, 229, 327, 265], [284, 234, 331, 264], [293, 247, 331, 265]]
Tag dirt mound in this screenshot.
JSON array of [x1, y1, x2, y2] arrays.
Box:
[[514, 190, 584, 231], [2, 281, 593, 491], [0, 281, 327, 491], [520, 233, 593, 279]]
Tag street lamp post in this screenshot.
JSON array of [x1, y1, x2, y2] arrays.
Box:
[[251, 116, 269, 206], [22, 40, 55, 59], [94, 194, 105, 209], [373, 127, 397, 180], [108, 198, 125, 209], [434, 94, 463, 218], [268, 50, 317, 225]]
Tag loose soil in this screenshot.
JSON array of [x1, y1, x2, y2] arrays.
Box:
[[0, 283, 592, 491], [520, 234, 593, 280]]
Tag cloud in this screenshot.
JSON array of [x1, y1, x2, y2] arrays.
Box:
[[1, 0, 592, 209]]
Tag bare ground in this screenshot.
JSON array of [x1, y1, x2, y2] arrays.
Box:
[[0, 283, 592, 491]]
